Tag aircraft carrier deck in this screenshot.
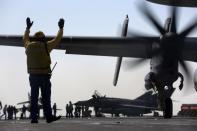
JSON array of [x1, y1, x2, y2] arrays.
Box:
[[0, 117, 197, 131]]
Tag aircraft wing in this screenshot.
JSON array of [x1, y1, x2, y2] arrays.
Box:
[[0, 35, 23, 47], [62, 36, 156, 58], [17, 101, 30, 105], [120, 104, 157, 110], [0, 35, 157, 58], [0, 35, 197, 62], [74, 100, 93, 107]]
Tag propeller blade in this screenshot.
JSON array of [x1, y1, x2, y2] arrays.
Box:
[[116, 15, 129, 37], [179, 60, 191, 79], [138, 3, 165, 35], [178, 59, 195, 96], [194, 83, 197, 92], [170, 6, 178, 33], [113, 57, 122, 86], [179, 19, 197, 37], [113, 15, 129, 86], [193, 69, 197, 92], [182, 83, 196, 96]]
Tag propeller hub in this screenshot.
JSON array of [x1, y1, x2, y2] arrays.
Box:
[[160, 32, 179, 49]]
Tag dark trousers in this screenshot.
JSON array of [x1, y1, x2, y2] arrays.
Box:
[[29, 74, 52, 121]]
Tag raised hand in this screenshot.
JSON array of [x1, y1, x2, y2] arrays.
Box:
[[26, 17, 33, 29], [58, 18, 64, 29]]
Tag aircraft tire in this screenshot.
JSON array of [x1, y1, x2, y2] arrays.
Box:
[[164, 97, 172, 119]]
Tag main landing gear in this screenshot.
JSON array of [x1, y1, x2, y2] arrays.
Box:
[[163, 97, 173, 119]]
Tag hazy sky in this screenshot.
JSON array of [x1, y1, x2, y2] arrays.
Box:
[[0, 0, 196, 115]]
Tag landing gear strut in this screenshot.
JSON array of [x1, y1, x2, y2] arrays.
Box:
[[163, 97, 173, 119]]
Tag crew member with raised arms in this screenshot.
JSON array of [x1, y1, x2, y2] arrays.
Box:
[[23, 17, 64, 123]]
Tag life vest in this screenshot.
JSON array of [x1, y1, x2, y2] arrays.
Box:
[[26, 41, 51, 74]]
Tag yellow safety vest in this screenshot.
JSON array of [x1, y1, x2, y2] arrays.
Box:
[[26, 41, 51, 74]]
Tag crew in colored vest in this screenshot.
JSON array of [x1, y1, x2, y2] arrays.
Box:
[[23, 17, 64, 123]]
